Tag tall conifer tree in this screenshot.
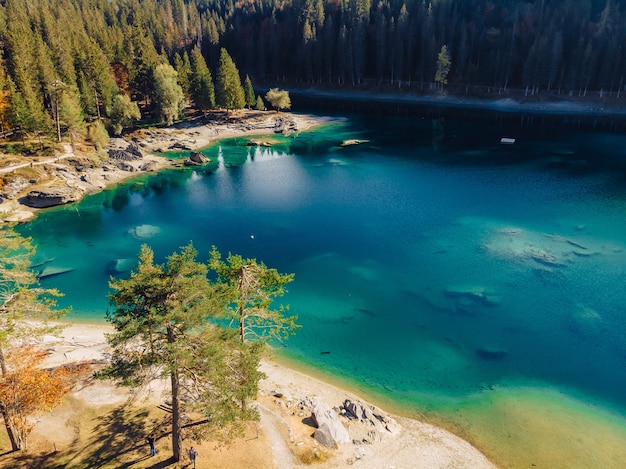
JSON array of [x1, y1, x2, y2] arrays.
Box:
[[174, 52, 192, 100], [190, 47, 215, 111], [215, 48, 245, 110], [243, 75, 256, 109]]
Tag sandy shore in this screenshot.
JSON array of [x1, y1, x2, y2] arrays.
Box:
[[133, 110, 337, 153], [30, 322, 497, 468]]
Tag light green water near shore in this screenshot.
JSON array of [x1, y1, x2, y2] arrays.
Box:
[[275, 352, 626, 469], [22, 113, 626, 468]]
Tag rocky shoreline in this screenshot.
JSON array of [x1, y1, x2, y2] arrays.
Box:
[[0, 110, 331, 222]]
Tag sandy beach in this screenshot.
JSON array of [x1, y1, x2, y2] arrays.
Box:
[[0, 322, 498, 468]]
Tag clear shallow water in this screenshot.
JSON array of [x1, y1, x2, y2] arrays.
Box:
[[18, 114, 626, 467]]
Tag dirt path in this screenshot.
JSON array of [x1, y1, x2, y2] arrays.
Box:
[[0, 142, 75, 174], [258, 404, 297, 468]]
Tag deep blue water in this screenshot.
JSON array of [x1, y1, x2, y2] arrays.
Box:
[[18, 112, 626, 466]]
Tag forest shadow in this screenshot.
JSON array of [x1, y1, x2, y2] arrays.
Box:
[[39, 401, 170, 469], [74, 403, 159, 467]]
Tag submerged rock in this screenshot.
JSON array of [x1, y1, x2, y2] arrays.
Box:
[[444, 286, 500, 306], [568, 305, 603, 338], [106, 258, 136, 275], [128, 224, 161, 239], [482, 224, 606, 272], [38, 266, 74, 279], [475, 347, 508, 361]]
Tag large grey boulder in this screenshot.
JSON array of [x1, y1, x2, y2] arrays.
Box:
[[311, 401, 350, 447], [313, 423, 337, 448], [20, 186, 83, 208]]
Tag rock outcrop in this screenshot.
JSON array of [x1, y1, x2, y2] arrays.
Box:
[[20, 186, 83, 208], [273, 116, 298, 134], [108, 142, 144, 161], [111, 160, 135, 172], [311, 401, 351, 447], [139, 161, 159, 172], [183, 151, 209, 166], [342, 399, 401, 436]]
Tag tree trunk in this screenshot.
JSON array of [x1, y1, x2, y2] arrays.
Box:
[[0, 347, 20, 451], [0, 406, 19, 452], [167, 326, 182, 461], [170, 370, 182, 461]]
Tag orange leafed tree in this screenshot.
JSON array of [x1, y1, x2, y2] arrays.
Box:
[[0, 227, 70, 451], [0, 344, 90, 450]]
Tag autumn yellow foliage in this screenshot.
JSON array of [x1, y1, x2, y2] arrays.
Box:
[[0, 344, 90, 450]]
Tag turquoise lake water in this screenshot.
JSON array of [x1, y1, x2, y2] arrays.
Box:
[[18, 112, 626, 467]]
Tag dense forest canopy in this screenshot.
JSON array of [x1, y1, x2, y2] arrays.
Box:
[[0, 0, 622, 138]]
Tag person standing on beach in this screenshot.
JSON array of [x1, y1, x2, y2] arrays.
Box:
[[188, 446, 198, 468], [146, 435, 156, 456]]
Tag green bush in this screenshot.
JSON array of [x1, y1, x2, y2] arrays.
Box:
[[88, 120, 110, 150]]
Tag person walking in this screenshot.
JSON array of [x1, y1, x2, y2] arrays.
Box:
[[146, 435, 156, 456], [188, 446, 198, 468]]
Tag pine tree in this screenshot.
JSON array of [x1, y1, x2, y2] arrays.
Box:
[[59, 88, 87, 147], [215, 48, 245, 110], [82, 37, 120, 119], [102, 244, 263, 462], [243, 75, 256, 109], [189, 47, 215, 111], [174, 52, 192, 100], [254, 95, 266, 111], [209, 246, 298, 345]]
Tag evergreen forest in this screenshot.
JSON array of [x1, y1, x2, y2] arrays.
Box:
[[0, 0, 623, 140]]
